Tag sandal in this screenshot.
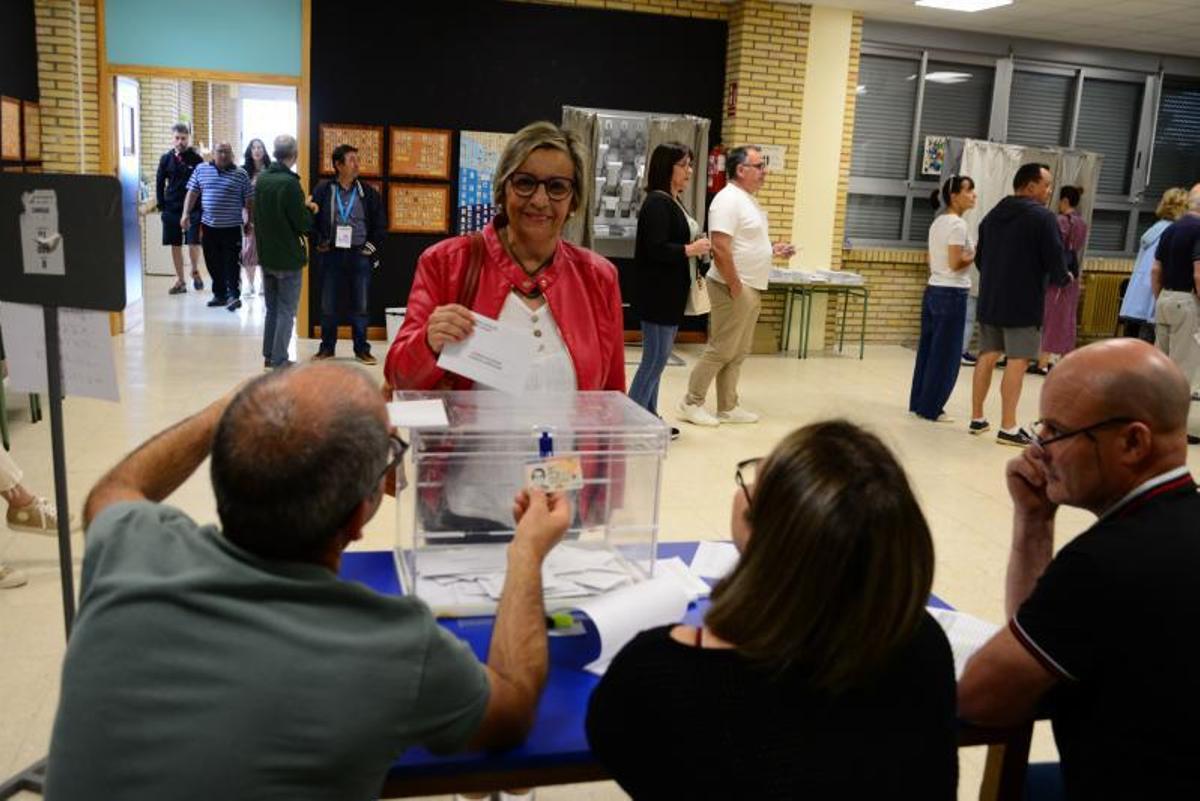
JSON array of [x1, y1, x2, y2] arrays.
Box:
[[169, 281, 187, 295], [192, 271, 204, 291]]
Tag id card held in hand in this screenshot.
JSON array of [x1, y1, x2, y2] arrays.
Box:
[[525, 456, 584, 493]]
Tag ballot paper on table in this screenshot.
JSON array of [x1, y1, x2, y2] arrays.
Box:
[[655, 556, 712, 602], [387, 399, 449, 428], [574, 576, 690, 675], [927, 606, 1001, 680], [436, 312, 534, 396], [0, 301, 119, 402], [689, 540, 740, 580]]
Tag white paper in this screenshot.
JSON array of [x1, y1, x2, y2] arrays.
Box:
[[20, 189, 66, 276], [575, 576, 690, 675], [654, 556, 712, 602], [436, 312, 533, 396], [387, 399, 449, 428], [927, 606, 1001, 680], [689, 540, 740, 580], [0, 302, 119, 402]]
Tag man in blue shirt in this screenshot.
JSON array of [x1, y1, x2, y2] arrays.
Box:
[[182, 142, 254, 311]]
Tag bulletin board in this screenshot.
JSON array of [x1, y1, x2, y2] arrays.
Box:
[[21, 101, 40, 163], [389, 127, 452, 179], [319, 123, 384, 177], [1, 97, 21, 162], [458, 130, 512, 234], [388, 183, 450, 234]]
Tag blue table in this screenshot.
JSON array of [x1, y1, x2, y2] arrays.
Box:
[[341, 545, 1029, 801]]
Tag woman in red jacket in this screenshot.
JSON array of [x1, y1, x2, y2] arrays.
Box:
[[385, 121, 625, 394]]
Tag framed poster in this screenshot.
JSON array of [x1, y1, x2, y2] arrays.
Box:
[[390, 127, 452, 179], [21, 102, 40, 162], [0, 97, 21, 162], [319, 123, 384, 177], [457, 130, 512, 234], [362, 179, 383, 196], [388, 183, 450, 234], [922, 135, 948, 177]]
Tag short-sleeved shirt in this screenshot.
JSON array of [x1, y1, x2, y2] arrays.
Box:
[[1011, 469, 1200, 800], [707, 182, 773, 291], [1153, 213, 1200, 292], [186, 162, 253, 228], [927, 213, 972, 289], [45, 501, 490, 801]]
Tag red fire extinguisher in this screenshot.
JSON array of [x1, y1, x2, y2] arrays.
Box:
[[707, 145, 726, 193]]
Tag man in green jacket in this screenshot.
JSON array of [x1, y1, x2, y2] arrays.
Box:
[[254, 134, 318, 369]]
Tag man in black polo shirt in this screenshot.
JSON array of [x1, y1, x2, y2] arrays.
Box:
[[959, 338, 1200, 800], [155, 122, 205, 295], [1151, 183, 1200, 397]]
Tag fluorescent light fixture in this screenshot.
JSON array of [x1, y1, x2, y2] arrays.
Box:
[[855, 85, 868, 95], [925, 71, 974, 84], [915, 0, 1013, 12]]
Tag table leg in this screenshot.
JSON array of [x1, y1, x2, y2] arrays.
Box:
[[978, 725, 1033, 801], [858, 289, 868, 359], [799, 289, 812, 359], [781, 288, 793, 353], [838, 289, 849, 353]]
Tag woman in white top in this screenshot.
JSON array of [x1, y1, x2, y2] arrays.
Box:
[[909, 176, 976, 422]]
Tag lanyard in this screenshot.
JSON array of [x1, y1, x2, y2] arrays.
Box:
[[334, 184, 358, 223]]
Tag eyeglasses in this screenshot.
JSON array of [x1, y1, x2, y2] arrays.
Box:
[[735, 457, 763, 507], [507, 172, 575, 201], [380, 433, 409, 490], [1027, 417, 1138, 449]]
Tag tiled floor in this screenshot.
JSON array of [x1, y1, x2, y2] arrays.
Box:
[[5, 275, 1194, 799]]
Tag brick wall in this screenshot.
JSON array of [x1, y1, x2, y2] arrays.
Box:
[[829, 13, 862, 274], [192, 81, 211, 150], [33, 0, 100, 174], [210, 83, 238, 151], [513, 0, 728, 20], [138, 78, 190, 182]]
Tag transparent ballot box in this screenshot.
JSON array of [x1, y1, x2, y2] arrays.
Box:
[[393, 391, 670, 616]]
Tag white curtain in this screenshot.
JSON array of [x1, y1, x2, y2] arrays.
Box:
[[561, 107, 599, 249]]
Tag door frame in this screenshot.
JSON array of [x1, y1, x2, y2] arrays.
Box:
[[96, 0, 313, 334]]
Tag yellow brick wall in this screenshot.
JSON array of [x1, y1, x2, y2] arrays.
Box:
[[192, 82, 211, 150], [34, 0, 100, 174], [511, 0, 729, 20], [138, 78, 190, 182], [210, 83, 238, 151], [829, 12, 862, 274]]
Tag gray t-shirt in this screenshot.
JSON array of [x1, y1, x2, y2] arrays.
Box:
[[45, 501, 489, 801]]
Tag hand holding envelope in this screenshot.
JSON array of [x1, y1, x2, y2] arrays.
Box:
[[436, 311, 535, 396]]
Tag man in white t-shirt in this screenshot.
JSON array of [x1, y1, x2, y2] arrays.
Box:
[[678, 146, 794, 426]]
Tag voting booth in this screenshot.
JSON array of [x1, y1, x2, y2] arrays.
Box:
[[392, 391, 669, 616]]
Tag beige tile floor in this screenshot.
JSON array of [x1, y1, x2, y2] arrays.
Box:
[[4, 275, 1196, 800]]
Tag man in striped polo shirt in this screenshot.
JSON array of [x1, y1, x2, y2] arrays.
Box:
[[181, 142, 254, 311]]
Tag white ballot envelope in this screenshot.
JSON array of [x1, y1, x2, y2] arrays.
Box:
[[437, 312, 534, 395]]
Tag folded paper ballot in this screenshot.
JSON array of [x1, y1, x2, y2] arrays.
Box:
[[689, 540, 740, 580], [927, 606, 1000, 679], [573, 576, 690, 675]]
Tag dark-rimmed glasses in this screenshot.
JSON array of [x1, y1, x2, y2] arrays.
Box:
[[735, 457, 763, 507], [380, 433, 409, 489], [507, 172, 575, 201], [1027, 417, 1138, 449]]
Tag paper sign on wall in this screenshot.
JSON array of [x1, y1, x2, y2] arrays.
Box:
[[20, 189, 66, 276], [0, 302, 119, 402]]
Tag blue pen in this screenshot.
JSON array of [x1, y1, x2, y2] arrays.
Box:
[[539, 431, 554, 459]]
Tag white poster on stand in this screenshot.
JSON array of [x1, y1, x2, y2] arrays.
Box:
[[0, 302, 120, 402]]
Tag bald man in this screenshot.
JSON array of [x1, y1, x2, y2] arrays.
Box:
[[45, 364, 569, 801], [959, 339, 1200, 799]]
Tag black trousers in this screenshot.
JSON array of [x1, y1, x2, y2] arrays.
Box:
[[201, 224, 242, 301]]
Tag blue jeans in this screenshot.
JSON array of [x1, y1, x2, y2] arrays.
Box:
[[628, 321, 679, 416], [262, 268, 303, 366], [962, 294, 977, 354], [319, 250, 372, 355], [910, 286, 968, 420]]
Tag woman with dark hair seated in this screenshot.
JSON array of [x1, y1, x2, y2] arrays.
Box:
[[586, 421, 958, 799]]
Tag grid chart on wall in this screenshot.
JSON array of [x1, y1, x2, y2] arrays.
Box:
[[457, 130, 511, 234]]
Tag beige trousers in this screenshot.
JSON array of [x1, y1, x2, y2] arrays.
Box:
[[1155, 290, 1200, 389], [0, 448, 22, 494], [686, 281, 762, 413]]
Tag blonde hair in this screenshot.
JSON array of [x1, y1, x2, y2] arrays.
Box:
[[1157, 187, 1190, 221], [492, 121, 589, 215]]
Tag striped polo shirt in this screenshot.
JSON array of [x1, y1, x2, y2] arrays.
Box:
[[186, 163, 253, 228]]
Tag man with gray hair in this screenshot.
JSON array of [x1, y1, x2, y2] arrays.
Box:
[[253, 134, 319, 368], [44, 363, 570, 800], [678, 145, 794, 427], [1150, 182, 1200, 403]]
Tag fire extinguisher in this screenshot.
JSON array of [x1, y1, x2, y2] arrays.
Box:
[[707, 145, 726, 193]]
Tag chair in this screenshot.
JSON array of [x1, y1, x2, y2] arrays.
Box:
[[0, 374, 43, 451]]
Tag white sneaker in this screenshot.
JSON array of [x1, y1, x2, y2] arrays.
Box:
[[677, 400, 720, 427], [933, 413, 956, 424], [717, 406, 759, 424], [0, 563, 28, 589]]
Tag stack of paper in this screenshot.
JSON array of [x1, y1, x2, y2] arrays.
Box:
[[927, 606, 1000, 679], [815, 269, 865, 286], [574, 576, 691, 674], [769, 268, 828, 285]]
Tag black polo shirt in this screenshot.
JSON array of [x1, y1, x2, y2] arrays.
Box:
[[1153, 213, 1200, 292], [1011, 469, 1200, 800]]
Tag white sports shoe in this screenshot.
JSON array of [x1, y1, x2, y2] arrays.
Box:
[[0, 563, 28, 589], [677, 400, 720, 427], [717, 406, 760, 424]]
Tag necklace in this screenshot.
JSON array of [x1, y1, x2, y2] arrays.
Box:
[[501, 229, 554, 298]]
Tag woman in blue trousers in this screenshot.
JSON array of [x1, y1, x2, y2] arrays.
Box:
[[910, 176, 977, 422]]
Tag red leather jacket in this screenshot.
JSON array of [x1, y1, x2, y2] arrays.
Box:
[[385, 222, 627, 392]]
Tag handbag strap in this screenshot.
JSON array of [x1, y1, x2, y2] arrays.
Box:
[[458, 232, 485, 308]]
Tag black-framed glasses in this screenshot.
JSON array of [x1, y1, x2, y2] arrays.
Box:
[[380, 433, 409, 489], [507, 172, 575, 201], [735, 457, 763, 507], [1027, 417, 1138, 449]]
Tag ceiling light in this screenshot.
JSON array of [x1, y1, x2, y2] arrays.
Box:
[[915, 0, 1013, 12], [925, 71, 974, 84], [855, 85, 868, 95]]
